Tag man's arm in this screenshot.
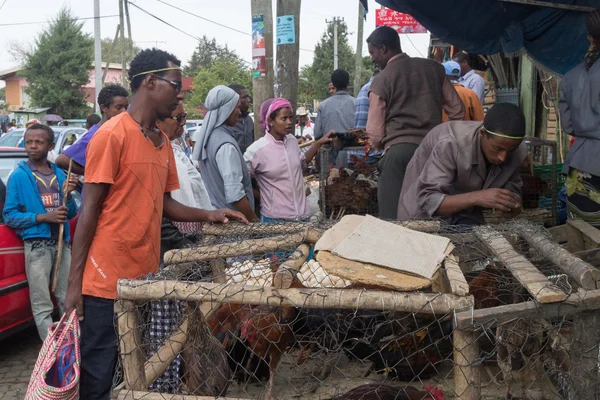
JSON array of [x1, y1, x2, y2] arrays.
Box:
[[56, 154, 85, 176], [163, 193, 247, 223], [232, 197, 257, 222], [473, 76, 486, 103], [313, 107, 323, 140], [441, 78, 465, 121], [65, 182, 110, 320], [559, 80, 573, 135], [366, 92, 386, 150]]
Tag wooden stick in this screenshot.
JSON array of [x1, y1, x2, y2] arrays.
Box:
[[144, 318, 188, 388], [118, 391, 250, 400], [117, 280, 474, 315], [515, 221, 599, 290], [273, 243, 311, 289], [453, 328, 480, 400], [51, 158, 72, 293], [299, 140, 315, 149], [455, 288, 600, 329], [444, 254, 469, 296], [202, 221, 310, 236], [115, 300, 146, 390], [475, 226, 568, 303]]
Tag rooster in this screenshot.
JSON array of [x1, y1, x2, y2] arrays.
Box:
[[328, 384, 444, 400], [239, 307, 297, 400], [180, 302, 231, 396]]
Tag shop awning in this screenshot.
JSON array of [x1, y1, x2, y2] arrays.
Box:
[[375, 0, 600, 75]]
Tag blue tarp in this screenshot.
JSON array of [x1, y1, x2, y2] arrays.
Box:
[[375, 0, 600, 75]]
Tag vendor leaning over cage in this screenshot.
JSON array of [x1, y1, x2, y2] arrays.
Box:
[[64, 48, 247, 400], [397, 103, 528, 225]]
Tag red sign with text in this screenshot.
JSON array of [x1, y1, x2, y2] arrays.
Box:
[[375, 8, 427, 34]]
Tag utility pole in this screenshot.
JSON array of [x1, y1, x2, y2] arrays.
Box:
[[326, 17, 342, 70], [275, 0, 301, 111], [251, 0, 275, 138], [103, 24, 120, 84], [119, 0, 127, 86], [93, 0, 102, 113], [124, 0, 134, 60], [353, 2, 365, 96]]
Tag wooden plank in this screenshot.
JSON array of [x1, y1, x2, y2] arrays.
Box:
[[115, 300, 146, 391], [548, 225, 568, 244], [475, 226, 567, 303], [118, 280, 474, 315], [118, 390, 250, 400], [515, 221, 599, 290], [568, 219, 600, 249], [444, 254, 469, 296], [566, 222, 586, 253], [574, 247, 600, 268], [144, 318, 188, 388], [454, 328, 480, 400], [455, 288, 600, 329]]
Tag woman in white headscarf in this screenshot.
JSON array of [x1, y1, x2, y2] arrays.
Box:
[[193, 85, 258, 222]]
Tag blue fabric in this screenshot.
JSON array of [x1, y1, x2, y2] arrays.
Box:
[[375, 0, 599, 75], [261, 216, 315, 260], [63, 124, 99, 167], [354, 76, 374, 129], [3, 161, 77, 241]]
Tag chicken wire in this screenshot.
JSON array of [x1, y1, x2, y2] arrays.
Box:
[[114, 219, 600, 400]]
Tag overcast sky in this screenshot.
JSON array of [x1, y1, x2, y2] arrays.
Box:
[[0, 0, 430, 82]]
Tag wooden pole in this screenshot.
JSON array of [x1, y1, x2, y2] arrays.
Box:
[[123, 0, 134, 60], [353, 2, 365, 97], [275, 0, 301, 110], [444, 254, 469, 296], [103, 24, 121, 84], [118, 0, 127, 86], [51, 159, 72, 293], [117, 280, 474, 314], [116, 300, 146, 390], [515, 221, 599, 290], [251, 0, 275, 139], [453, 328, 480, 400], [144, 318, 188, 388], [274, 243, 310, 288], [117, 391, 251, 400]]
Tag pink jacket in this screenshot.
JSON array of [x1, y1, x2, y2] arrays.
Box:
[[244, 133, 309, 219]]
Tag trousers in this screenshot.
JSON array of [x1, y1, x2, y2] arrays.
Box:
[[24, 240, 70, 340], [377, 143, 419, 220]]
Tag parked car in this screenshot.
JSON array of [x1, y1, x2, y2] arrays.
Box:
[[0, 127, 86, 155], [0, 147, 78, 339], [185, 120, 203, 130]]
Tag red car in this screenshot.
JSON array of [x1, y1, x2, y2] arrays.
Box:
[[0, 147, 78, 339]]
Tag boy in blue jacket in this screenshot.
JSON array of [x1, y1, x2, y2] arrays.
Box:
[[3, 123, 79, 340]]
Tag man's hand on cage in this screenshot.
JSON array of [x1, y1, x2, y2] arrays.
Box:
[[206, 209, 249, 224]]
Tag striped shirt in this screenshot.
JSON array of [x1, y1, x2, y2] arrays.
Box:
[[354, 76, 374, 129]]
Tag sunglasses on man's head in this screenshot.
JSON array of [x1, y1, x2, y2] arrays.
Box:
[[172, 112, 188, 125], [151, 74, 182, 93]]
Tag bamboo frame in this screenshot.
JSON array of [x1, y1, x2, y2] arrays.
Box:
[[273, 243, 311, 288], [144, 319, 189, 388], [453, 328, 479, 400], [117, 391, 250, 400], [116, 300, 147, 390], [117, 280, 474, 315], [444, 254, 469, 296]]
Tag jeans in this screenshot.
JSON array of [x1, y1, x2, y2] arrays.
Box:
[[24, 240, 70, 340], [80, 296, 118, 400]]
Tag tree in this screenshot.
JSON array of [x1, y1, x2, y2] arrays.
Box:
[[22, 8, 93, 118], [184, 35, 247, 77], [101, 36, 141, 65], [298, 20, 374, 109], [184, 58, 252, 119], [0, 87, 5, 102]]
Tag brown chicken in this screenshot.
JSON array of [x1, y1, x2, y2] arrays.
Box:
[[181, 302, 231, 396], [329, 384, 444, 400], [467, 265, 501, 310], [349, 154, 376, 177], [240, 307, 297, 400]]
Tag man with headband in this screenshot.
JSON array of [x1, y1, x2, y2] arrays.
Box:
[[397, 103, 527, 225]]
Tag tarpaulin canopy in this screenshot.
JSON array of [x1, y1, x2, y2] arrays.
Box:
[[375, 0, 600, 75]]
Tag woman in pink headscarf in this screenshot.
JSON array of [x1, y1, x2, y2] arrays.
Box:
[[244, 98, 333, 221]]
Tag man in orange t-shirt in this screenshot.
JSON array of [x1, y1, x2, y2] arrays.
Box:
[[65, 49, 246, 400], [442, 61, 485, 122]]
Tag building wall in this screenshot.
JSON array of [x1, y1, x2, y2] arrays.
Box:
[[5, 79, 22, 109], [85, 68, 127, 103]]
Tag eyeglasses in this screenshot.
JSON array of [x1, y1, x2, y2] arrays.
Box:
[[151, 74, 182, 93], [172, 112, 188, 125]]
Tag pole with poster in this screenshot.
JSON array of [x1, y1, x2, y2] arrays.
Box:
[[251, 0, 275, 138]]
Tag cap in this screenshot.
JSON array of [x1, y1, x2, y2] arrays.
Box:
[[25, 119, 41, 128], [296, 106, 309, 116], [443, 61, 461, 78]]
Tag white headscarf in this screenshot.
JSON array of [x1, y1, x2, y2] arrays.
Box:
[[192, 85, 240, 161]]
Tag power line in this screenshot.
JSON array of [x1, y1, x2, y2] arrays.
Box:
[[127, 1, 201, 42], [0, 14, 119, 27], [152, 0, 314, 54], [0, 0, 8, 13]]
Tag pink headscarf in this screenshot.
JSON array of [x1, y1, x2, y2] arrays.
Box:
[[259, 98, 275, 132], [265, 98, 292, 132]]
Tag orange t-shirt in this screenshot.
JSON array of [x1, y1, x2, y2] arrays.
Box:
[[443, 83, 485, 122], [81, 112, 179, 299]]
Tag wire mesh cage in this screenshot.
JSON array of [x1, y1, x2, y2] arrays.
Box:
[[114, 218, 600, 400]]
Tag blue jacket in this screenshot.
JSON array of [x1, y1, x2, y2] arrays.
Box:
[[3, 160, 78, 241]]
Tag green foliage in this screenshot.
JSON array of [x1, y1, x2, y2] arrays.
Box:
[[22, 8, 93, 118], [0, 87, 5, 101], [184, 59, 252, 120], [184, 36, 247, 77], [100, 36, 141, 65], [298, 21, 375, 109]]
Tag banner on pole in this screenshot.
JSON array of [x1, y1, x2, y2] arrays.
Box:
[[375, 7, 427, 34], [276, 15, 296, 45], [252, 14, 266, 78]]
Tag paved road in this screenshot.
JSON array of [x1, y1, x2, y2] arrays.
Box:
[[0, 326, 40, 400]]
